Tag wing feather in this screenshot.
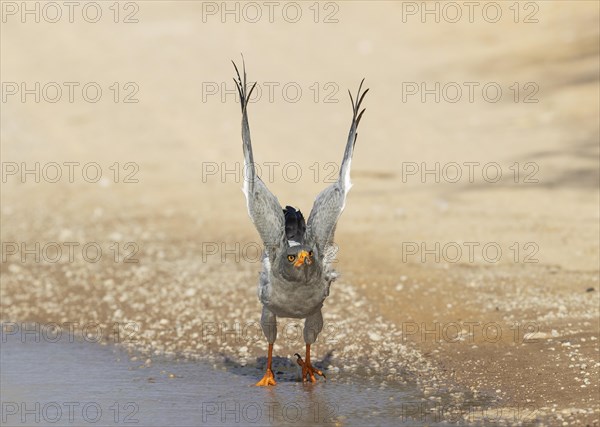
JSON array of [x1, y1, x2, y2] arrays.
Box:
[[233, 57, 285, 249], [306, 80, 369, 253]]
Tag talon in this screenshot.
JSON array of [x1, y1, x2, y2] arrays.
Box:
[[300, 362, 325, 383], [255, 368, 277, 387], [296, 344, 326, 383]]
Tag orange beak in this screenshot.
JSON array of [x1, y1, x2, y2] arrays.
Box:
[[294, 250, 312, 268]]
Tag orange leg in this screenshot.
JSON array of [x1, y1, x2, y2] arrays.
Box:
[[255, 343, 277, 386], [295, 344, 326, 383]]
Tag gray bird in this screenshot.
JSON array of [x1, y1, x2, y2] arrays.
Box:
[[232, 59, 368, 385]]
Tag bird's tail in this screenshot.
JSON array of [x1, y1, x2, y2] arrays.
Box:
[[283, 206, 306, 244]]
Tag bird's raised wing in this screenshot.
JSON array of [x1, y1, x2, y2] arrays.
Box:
[[306, 80, 368, 254], [233, 59, 286, 249]]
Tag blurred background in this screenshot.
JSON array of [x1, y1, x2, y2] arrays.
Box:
[[1, 1, 599, 425]]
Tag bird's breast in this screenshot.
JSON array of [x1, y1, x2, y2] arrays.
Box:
[[259, 274, 329, 319]]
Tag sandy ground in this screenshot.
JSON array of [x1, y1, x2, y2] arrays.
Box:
[[1, 1, 599, 425]]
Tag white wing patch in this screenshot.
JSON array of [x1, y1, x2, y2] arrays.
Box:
[[242, 160, 251, 215], [262, 251, 272, 273], [288, 240, 300, 247], [340, 158, 353, 212], [343, 158, 353, 196]]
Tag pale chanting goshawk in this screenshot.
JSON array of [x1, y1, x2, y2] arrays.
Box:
[[232, 59, 368, 385]]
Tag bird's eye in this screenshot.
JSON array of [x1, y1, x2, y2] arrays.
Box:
[[308, 251, 313, 257], [287, 255, 295, 262]]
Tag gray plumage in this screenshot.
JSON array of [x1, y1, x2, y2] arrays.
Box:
[[232, 59, 368, 349]]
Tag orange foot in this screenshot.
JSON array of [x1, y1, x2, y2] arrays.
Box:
[[295, 353, 326, 383], [255, 368, 277, 386], [255, 343, 277, 386]]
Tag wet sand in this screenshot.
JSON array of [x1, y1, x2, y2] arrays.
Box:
[[1, 1, 599, 426], [2, 335, 431, 426]]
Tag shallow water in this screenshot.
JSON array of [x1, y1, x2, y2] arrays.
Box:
[[0, 335, 451, 426]]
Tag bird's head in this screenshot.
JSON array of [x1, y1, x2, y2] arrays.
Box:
[[278, 244, 320, 282]]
